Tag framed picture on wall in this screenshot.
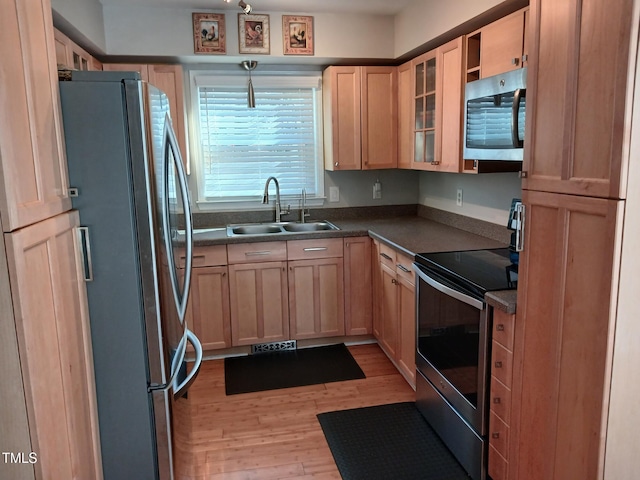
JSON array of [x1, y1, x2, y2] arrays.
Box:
[[238, 13, 270, 54], [282, 15, 314, 55], [193, 13, 226, 54]]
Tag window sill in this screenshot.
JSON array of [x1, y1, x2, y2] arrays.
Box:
[[194, 197, 326, 213]]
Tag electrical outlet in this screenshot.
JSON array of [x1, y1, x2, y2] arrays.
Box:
[[329, 186, 340, 202], [456, 188, 463, 207], [373, 180, 382, 199]]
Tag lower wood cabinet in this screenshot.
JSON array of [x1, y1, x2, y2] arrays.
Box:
[[373, 240, 416, 387], [228, 242, 289, 346], [488, 308, 516, 480], [184, 246, 231, 350], [344, 237, 373, 335], [0, 210, 102, 480]]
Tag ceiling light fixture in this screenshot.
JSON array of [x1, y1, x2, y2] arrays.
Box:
[[238, 0, 252, 14], [241, 60, 257, 108]]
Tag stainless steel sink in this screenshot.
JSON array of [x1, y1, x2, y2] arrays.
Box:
[[226, 221, 339, 237], [281, 222, 337, 232]]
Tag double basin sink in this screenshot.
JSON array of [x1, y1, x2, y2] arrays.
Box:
[[226, 220, 340, 237]]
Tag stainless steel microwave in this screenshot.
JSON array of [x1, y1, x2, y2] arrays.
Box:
[[463, 68, 527, 161]]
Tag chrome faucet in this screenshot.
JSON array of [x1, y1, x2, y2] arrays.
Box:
[[262, 177, 289, 222], [300, 188, 310, 223]]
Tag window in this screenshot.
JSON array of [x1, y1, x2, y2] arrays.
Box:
[[189, 72, 324, 208]]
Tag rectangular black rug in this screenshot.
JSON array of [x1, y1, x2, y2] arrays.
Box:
[[224, 343, 366, 395], [317, 402, 470, 480]]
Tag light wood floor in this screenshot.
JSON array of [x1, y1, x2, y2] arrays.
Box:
[[172, 343, 416, 479]]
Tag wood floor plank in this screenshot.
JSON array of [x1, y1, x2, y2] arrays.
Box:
[[172, 343, 415, 479]]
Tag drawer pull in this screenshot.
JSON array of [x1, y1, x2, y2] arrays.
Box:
[[380, 252, 392, 260], [396, 264, 411, 273], [492, 432, 500, 439], [494, 361, 503, 368], [496, 324, 505, 331], [303, 247, 328, 252], [493, 397, 501, 404], [245, 251, 271, 256]]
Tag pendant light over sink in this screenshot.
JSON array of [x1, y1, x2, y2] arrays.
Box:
[[241, 60, 257, 108]]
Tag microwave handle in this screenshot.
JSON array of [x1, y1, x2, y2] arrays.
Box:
[[511, 88, 526, 148]]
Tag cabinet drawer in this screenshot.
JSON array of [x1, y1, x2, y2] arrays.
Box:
[[395, 252, 414, 283], [492, 309, 515, 351], [179, 245, 227, 268], [488, 443, 508, 480], [490, 375, 511, 425], [378, 242, 397, 268], [287, 238, 343, 260], [489, 410, 510, 459], [227, 242, 287, 264], [491, 341, 513, 388]]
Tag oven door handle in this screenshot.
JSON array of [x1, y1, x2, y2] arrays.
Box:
[[413, 263, 483, 310]]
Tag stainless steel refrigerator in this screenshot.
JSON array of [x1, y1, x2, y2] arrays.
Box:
[[59, 70, 202, 480]]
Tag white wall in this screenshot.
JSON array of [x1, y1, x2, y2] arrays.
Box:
[[51, 0, 106, 52], [419, 171, 522, 225], [324, 170, 419, 208], [394, 0, 509, 57], [101, 7, 395, 63]]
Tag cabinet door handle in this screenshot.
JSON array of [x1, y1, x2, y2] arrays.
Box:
[[496, 324, 505, 331], [511, 57, 520, 66], [303, 247, 328, 252], [396, 264, 411, 273], [492, 432, 500, 439], [380, 252, 392, 260], [493, 397, 501, 404], [77, 226, 94, 282], [245, 251, 271, 256], [391, 278, 398, 285], [494, 361, 503, 368]]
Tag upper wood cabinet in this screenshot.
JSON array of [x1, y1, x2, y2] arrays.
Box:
[[410, 37, 464, 172], [54, 28, 102, 71], [522, 0, 634, 199], [0, 0, 71, 233], [103, 63, 190, 173], [2, 210, 102, 480], [323, 66, 398, 170], [466, 8, 529, 81], [397, 61, 413, 169]]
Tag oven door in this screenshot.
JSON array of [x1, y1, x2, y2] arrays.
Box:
[[413, 263, 490, 436]]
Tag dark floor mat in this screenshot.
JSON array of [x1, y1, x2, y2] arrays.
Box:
[[224, 343, 366, 395], [317, 402, 470, 480]]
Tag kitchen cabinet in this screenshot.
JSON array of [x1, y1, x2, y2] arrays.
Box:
[[0, 0, 71, 233], [521, 0, 631, 199], [343, 237, 373, 335], [287, 238, 344, 340], [1, 211, 102, 480], [54, 28, 102, 71], [507, 0, 639, 478], [102, 63, 190, 173], [411, 37, 464, 173], [465, 7, 529, 81], [373, 240, 416, 387], [228, 242, 289, 346], [182, 245, 231, 351], [323, 66, 398, 170], [397, 60, 413, 169], [487, 309, 516, 480]]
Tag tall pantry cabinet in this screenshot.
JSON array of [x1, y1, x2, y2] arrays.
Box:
[[0, 0, 102, 478], [508, 0, 639, 479]]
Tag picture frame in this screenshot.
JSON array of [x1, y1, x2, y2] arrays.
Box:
[[193, 13, 226, 54], [282, 15, 314, 55], [238, 13, 270, 54]]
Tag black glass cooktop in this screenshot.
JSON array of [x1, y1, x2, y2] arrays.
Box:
[[415, 248, 517, 297]]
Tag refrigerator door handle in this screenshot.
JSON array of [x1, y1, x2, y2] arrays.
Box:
[[161, 114, 193, 323], [172, 329, 202, 399]]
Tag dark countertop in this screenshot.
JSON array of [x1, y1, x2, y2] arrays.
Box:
[[188, 214, 517, 312]]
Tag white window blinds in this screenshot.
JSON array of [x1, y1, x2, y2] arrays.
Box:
[[192, 74, 323, 203]]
